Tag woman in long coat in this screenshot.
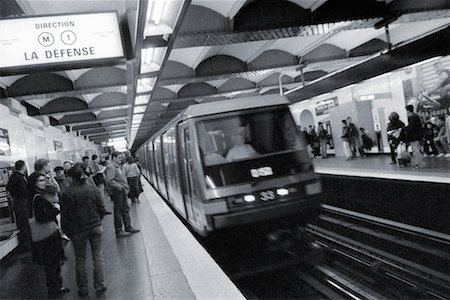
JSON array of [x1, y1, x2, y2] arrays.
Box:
[[29, 173, 70, 298]]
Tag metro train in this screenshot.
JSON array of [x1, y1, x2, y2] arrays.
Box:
[[136, 95, 321, 237]]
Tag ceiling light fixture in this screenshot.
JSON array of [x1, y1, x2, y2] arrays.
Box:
[[152, 0, 167, 25]]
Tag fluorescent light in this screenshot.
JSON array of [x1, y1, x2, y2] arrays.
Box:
[[142, 47, 154, 65], [134, 106, 146, 114], [152, 0, 166, 25], [135, 95, 150, 105]]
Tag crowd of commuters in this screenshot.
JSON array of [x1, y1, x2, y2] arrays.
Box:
[[387, 105, 450, 168], [6, 151, 142, 298]]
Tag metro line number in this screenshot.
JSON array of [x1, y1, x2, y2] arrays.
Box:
[[250, 166, 273, 178], [260, 190, 275, 201]]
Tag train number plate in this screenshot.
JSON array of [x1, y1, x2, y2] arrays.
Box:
[[250, 167, 273, 178], [259, 190, 276, 201]]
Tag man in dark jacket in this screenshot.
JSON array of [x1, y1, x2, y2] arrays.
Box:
[[61, 166, 108, 297], [405, 105, 424, 168], [6, 160, 30, 252], [104, 151, 139, 237]]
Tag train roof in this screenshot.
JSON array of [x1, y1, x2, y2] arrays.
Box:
[[182, 95, 290, 119]]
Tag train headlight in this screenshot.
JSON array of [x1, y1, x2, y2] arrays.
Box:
[[243, 195, 256, 202], [276, 188, 289, 196]]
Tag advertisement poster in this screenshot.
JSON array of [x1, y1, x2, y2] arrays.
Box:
[[404, 56, 450, 117], [0, 128, 11, 156]]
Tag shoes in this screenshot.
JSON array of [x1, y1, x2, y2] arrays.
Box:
[[48, 287, 70, 298], [126, 227, 140, 234], [60, 234, 70, 241], [429, 154, 436, 157], [445, 153, 450, 158], [77, 290, 88, 298], [104, 211, 112, 215], [423, 154, 428, 157], [437, 153, 445, 157], [389, 161, 396, 164], [96, 287, 107, 295], [116, 231, 131, 237]]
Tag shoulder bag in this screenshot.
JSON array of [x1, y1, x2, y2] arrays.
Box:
[[28, 194, 59, 242]]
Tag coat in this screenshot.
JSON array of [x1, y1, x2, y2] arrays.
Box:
[[405, 113, 423, 142], [31, 193, 65, 266], [60, 182, 106, 237], [104, 162, 129, 195]]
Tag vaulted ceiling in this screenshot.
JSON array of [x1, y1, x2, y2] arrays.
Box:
[[1, 0, 449, 150]]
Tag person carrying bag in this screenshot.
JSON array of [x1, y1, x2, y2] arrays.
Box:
[[29, 194, 59, 242], [28, 173, 70, 298]]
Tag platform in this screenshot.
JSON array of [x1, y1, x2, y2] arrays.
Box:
[[312, 155, 450, 184], [0, 181, 244, 299]]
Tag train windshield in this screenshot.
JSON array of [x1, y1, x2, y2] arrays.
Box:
[[196, 107, 309, 188]]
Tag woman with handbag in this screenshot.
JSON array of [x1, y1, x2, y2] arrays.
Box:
[[29, 174, 70, 298]]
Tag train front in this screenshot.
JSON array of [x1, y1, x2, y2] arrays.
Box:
[[195, 105, 322, 234]]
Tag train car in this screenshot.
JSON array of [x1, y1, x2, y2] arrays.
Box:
[[136, 95, 321, 237]]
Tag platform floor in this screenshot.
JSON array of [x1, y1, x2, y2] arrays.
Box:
[[312, 154, 450, 184], [1, 182, 244, 299]]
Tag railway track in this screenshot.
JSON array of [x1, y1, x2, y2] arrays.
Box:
[[306, 204, 450, 299]]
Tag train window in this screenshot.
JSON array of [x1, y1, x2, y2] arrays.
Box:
[[196, 107, 308, 188]]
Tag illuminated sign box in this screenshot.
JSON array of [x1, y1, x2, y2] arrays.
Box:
[[0, 12, 125, 75]]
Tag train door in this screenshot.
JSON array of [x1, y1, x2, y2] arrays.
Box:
[[178, 122, 196, 223]]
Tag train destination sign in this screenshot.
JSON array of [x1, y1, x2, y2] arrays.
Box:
[[0, 12, 124, 74]]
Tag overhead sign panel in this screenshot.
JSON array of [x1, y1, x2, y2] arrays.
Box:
[[0, 12, 125, 75]]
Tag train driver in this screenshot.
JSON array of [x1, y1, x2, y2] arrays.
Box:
[[226, 127, 258, 161]]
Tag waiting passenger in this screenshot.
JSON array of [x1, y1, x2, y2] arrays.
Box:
[[317, 122, 328, 158], [341, 120, 352, 160], [347, 117, 360, 158], [61, 166, 107, 298], [122, 156, 142, 203], [423, 122, 438, 157], [105, 151, 140, 237], [358, 128, 374, 158], [29, 173, 69, 299], [6, 160, 31, 252], [63, 160, 73, 173], [226, 128, 258, 161], [387, 112, 406, 165], [405, 105, 424, 168], [82, 156, 93, 176], [54, 166, 70, 198]]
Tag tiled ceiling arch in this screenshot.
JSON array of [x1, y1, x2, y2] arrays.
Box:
[[59, 113, 97, 125], [233, 0, 311, 31], [179, 5, 228, 33], [196, 55, 247, 77], [178, 83, 217, 98], [75, 67, 126, 89], [248, 49, 298, 70], [218, 78, 256, 93], [7, 73, 73, 96], [41, 97, 87, 114], [89, 92, 127, 109]]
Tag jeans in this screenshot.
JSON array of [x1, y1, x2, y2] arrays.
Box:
[[410, 141, 424, 166], [71, 226, 105, 293], [111, 192, 131, 233], [343, 141, 352, 159], [12, 198, 31, 248], [319, 139, 328, 158], [45, 263, 62, 296]]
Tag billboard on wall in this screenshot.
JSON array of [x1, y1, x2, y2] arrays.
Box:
[[0, 12, 125, 75], [403, 56, 450, 117], [0, 128, 11, 156]]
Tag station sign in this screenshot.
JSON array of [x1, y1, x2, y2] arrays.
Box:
[[0, 12, 125, 75]]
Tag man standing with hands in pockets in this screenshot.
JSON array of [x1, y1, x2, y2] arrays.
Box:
[[104, 151, 140, 237]]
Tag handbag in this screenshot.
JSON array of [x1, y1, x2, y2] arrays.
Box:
[[28, 194, 59, 242]]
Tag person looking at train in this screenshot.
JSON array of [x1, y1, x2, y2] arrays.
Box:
[[341, 120, 352, 160], [226, 127, 258, 161], [105, 151, 140, 237], [7, 160, 31, 253], [61, 166, 107, 298], [317, 122, 328, 158], [122, 156, 142, 204]]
